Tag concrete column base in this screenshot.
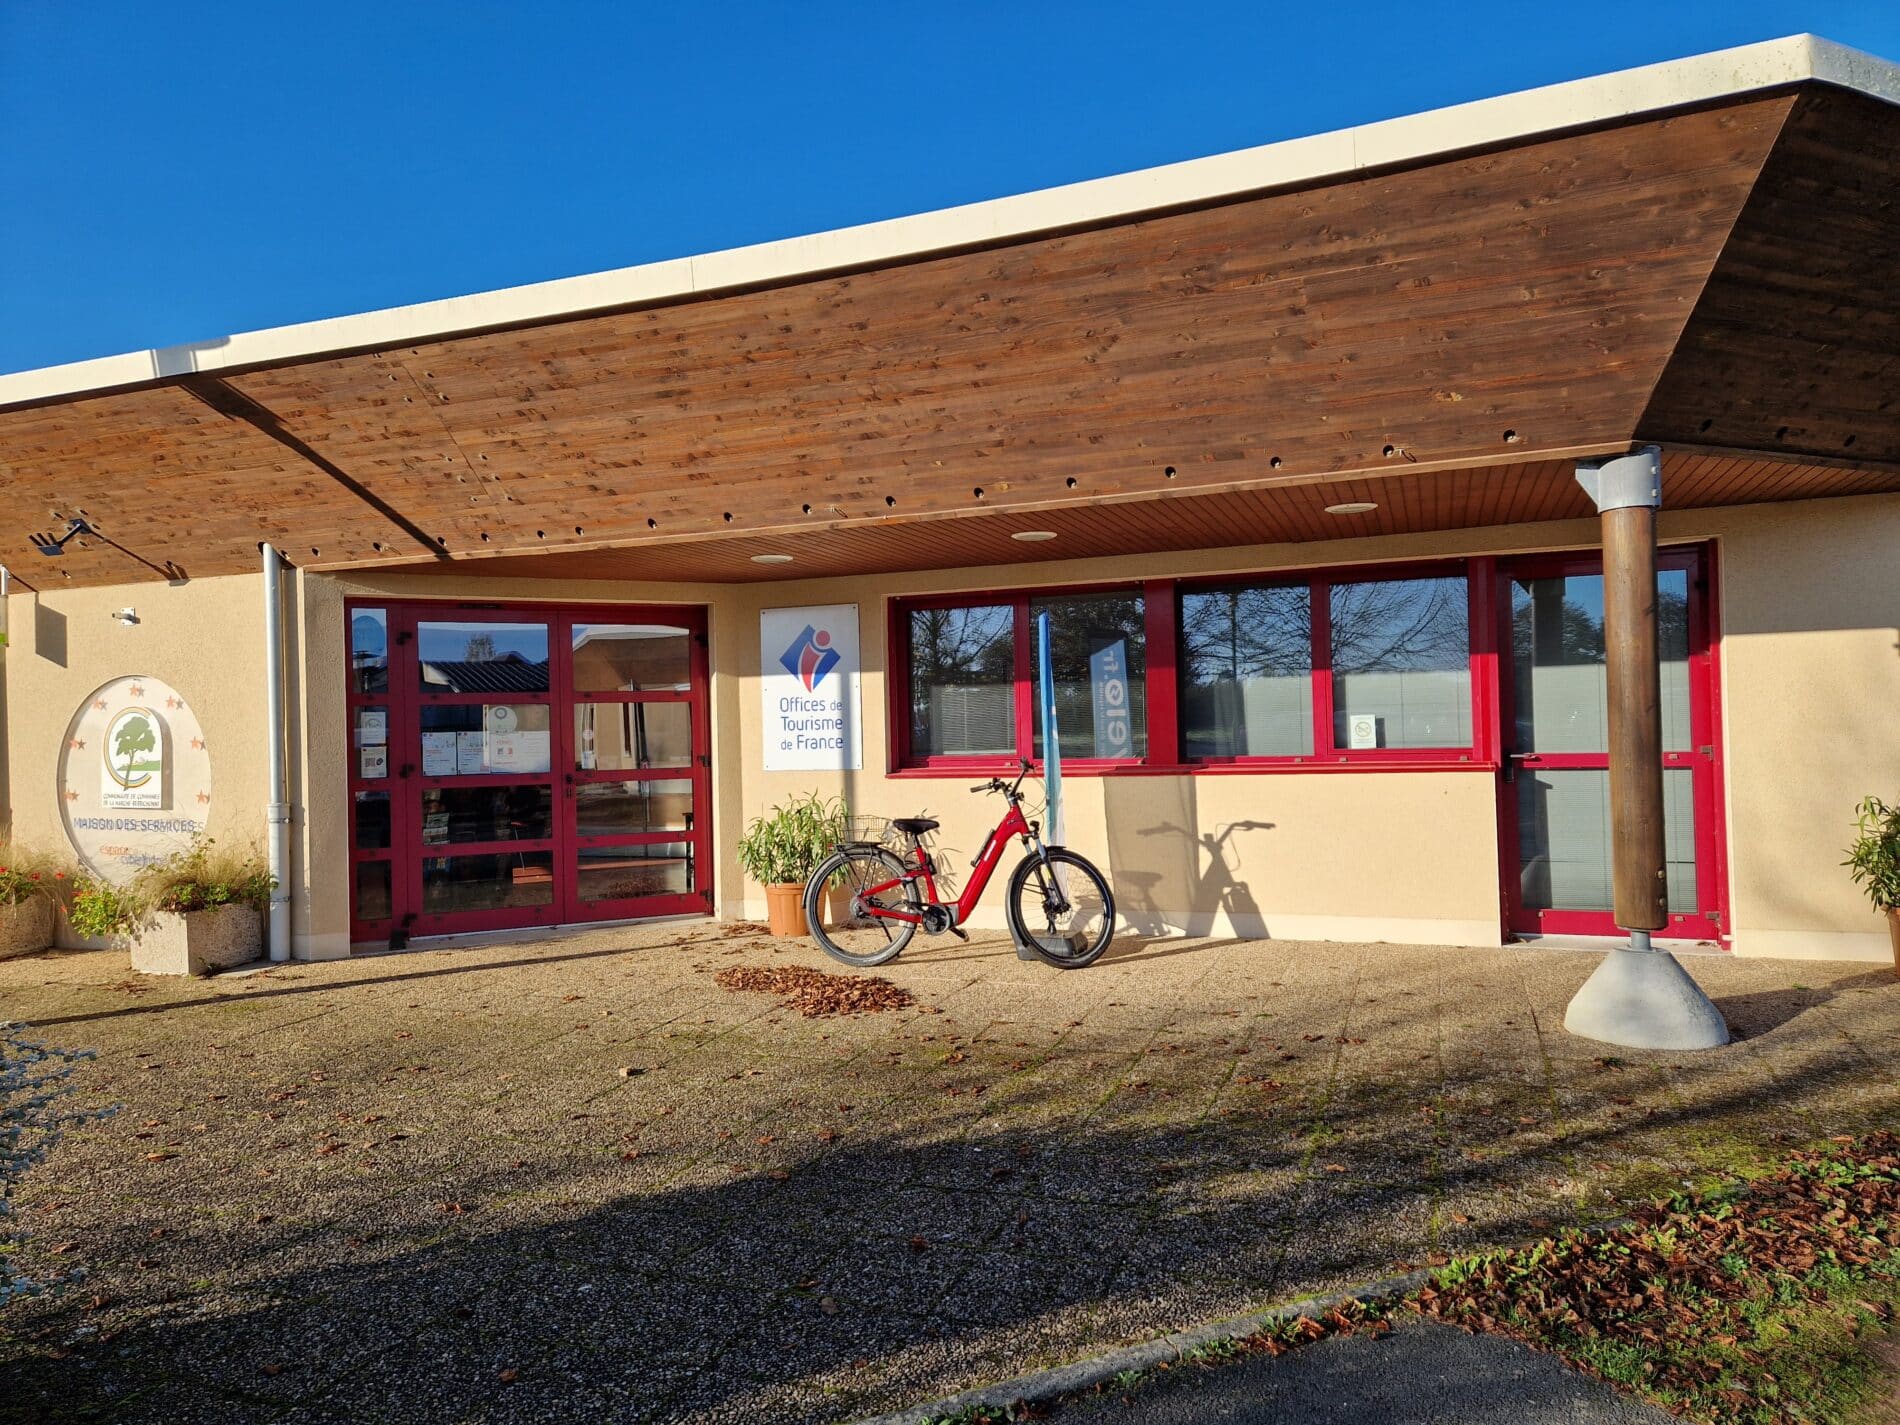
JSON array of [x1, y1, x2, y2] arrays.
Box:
[[1563, 945, 1731, 1050]]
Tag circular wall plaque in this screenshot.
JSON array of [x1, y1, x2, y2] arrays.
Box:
[[58, 676, 214, 884]]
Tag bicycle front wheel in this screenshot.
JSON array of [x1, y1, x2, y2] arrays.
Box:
[[805, 846, 920, 968], [1006, 849, 1115, 969]]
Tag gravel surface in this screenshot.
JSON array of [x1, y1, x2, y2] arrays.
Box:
[[0, 923, 1892, 1424]]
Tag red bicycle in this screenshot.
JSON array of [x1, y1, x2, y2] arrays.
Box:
[[803, 759, 1115, 969]]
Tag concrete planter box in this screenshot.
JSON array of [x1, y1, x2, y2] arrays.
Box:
[[129, 904, 263, 977], [0, 897, 56, 961]]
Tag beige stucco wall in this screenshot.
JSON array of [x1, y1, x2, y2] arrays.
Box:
[[0, 575, 271, 905], [6, 490, 1894, 963], [1699, 495, 1900, 960]]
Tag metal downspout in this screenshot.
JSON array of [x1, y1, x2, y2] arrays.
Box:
[[262, 545, 291, 961]]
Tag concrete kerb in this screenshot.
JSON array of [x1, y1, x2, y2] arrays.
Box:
[[850, 1211, 1645, 1425], [846, 1266, 1437, 1425]]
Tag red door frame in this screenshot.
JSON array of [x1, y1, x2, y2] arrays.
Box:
[[345, 598, 712, 943], [1494, 544, 1729, 943]]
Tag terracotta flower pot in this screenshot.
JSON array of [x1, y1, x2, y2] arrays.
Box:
[[764, 883, 809, 938]]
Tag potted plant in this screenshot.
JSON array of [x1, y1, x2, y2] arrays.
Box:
[[0, 849, 63, 961], [1844, 795, 1900, 976], [70, 839, 275, 976], [735, 794, 846, 937]]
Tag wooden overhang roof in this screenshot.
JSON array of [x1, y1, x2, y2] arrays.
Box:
[[3, 36, 1897, 591]]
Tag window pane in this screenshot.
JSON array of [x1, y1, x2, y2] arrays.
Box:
[[576, 701, 692, 771], [577, 842, 692, 902], [1181, 585, 1312, 757], [575, 780, 695, 837], [572, 623, 692, 692], [354, 860, 392, 921], [421, 852, 554, 914], [1511, 571, 1691, 754], [1030, 592, 1147, 760], [1329, 577, 1470, 750], [350, 609, 388, 693], [419, 705, 552, 776], [1516, 767, 1697, 914], [418, 785, 555, 847], [418, 621, 550, 692], [908, 605, 1015, 758], [353, 792, 391, 850]]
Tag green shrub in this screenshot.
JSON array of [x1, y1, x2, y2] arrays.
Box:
[[735, 794, 846, 886], [0, 845, 68, 909], [65, 878, 137, 940], [1844, 795, 1900, 910], [132, 838, 273, 918]]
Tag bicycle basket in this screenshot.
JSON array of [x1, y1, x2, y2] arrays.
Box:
[[837, 815, 899, 848]]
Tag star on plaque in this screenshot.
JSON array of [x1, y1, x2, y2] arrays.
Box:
[[128, 684, 144, 697], [93, 699, 108, 711], [190, 737, 205, 750], [69, 738, 85, 750], [195, 791, 210, 804], [64, 790, 78, 801], [165, 696, 180, 709]]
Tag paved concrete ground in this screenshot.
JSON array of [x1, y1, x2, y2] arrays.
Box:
[[1057, 1317, 1674, 1424], [0, 924, 1893, 1424]]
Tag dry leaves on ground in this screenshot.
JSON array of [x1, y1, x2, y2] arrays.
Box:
[[713, 964, 916, 1017]]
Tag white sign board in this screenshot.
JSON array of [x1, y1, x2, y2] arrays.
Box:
[[58, 676, 213, 884], [1347, 713, 1381, 750], [760, 604, 861, 771]]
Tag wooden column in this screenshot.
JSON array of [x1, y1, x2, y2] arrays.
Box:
[[1602, 502, 1668, 930]]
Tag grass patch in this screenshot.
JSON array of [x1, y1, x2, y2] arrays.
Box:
[[1415, 1132, 1900, 1424]]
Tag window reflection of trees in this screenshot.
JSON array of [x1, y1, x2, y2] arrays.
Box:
[[1329, 578, 1468, 673], [1180, 585, 1311, 684], [908, 606, 1015, 754]]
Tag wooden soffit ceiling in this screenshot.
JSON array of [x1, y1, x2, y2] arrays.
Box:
[[3, 84, 1897, 590]]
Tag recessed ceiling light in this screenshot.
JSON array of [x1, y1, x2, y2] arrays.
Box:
[[1324, 501, 1379, 516], [1011, 530, 1058, 542], [750, 553, 795, 564]]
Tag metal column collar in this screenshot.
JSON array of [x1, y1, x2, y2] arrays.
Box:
[[1576, 445, 1663, 512]]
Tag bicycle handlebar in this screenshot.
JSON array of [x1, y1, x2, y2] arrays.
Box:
[[970, 758, 1035, 796]]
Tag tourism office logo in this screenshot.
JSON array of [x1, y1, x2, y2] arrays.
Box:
[[779, 624, 840, 691]]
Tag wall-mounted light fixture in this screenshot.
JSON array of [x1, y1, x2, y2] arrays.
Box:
[[111, 608, 139, 626], [30, 517, 95, 556]]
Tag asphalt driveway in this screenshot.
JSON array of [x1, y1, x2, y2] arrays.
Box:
[[1, 923, 1893, 1423]]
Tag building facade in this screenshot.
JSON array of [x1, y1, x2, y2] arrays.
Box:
[[3, 37, 1896, 963]]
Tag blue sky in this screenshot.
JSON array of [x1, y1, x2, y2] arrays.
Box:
[[5, 1, 1899, 376]]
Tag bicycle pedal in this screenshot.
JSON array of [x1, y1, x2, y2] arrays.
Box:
[[949, 926, 969, 942]]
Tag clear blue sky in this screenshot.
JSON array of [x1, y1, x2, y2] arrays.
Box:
[[5, 1, 1898, 376]]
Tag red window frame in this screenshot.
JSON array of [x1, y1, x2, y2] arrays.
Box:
[[344, 598, 713, 944], [888, 559, 1501, 776], [1493, 542, 1728, 942]]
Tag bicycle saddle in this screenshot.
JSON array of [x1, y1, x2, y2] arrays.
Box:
[[891, 817, 939, 836]]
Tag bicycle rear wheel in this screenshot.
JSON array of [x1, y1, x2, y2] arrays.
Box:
[[1005, 849, 1115, 968], [805, 846, 920, 968]]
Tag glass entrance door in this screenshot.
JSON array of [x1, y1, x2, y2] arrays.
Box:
[[1498, 550, 1724, 941], [346, 601, 712, 943]]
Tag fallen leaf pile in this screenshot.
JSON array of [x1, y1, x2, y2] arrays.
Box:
[[712, 964, 915, 1017], [1412, 1131, 1900, 1423]]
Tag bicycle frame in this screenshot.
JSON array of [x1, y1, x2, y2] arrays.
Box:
[[858, 798, 1037, 928]]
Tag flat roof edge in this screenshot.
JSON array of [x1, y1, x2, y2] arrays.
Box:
[[5, 33, 1895, 412]]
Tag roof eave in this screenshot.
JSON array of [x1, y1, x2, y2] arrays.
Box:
[[3, 33, 1897, 414]]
